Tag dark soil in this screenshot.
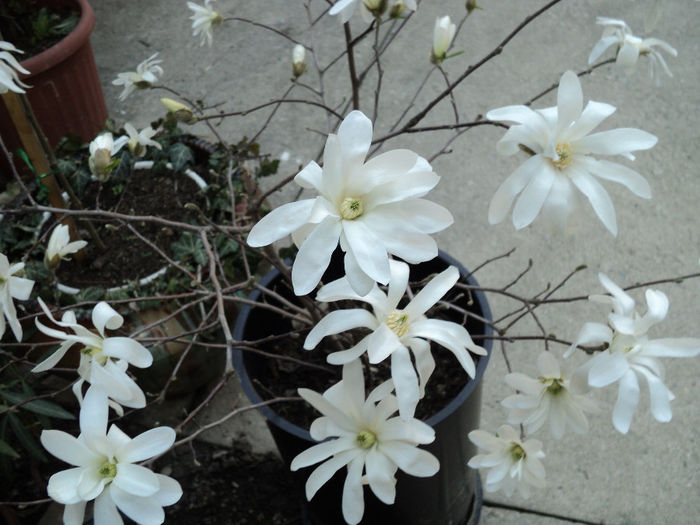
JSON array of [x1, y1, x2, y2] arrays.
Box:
[[55, 169, 207, 288], [0, 1, 79, 59]]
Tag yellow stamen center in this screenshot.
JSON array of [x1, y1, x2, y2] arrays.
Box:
[[510, 443, 526, 462], [340, 197, 364, 220], [356, 429, 377, 449], [540, 377, 564, 395], [81, 346, 108, 366], [551, 143, 574, 170], [98, 461, 117, 479], [386, 311, 410, 338]]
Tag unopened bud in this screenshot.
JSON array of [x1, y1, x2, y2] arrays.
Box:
[[292, 44, 306, 78], [160, 98, 197, 124], [364, 0, 388, 18], [90, 149, 112, 178], [390, 0, 406, 18], [466, 0, 480, 13]]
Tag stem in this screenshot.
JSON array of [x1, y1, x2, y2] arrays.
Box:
[[344, 22, 360, 110]]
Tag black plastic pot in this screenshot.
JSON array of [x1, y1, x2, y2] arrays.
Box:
[[233, 251, 492, 525]]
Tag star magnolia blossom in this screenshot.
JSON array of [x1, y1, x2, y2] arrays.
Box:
[[32, 299, 153, 415], [588, 17, 677, 80], [247, 110, 453, 296], [44, 224, 88, 271], [305, 259, 486, 418], [486, 70, 657, 235], [568, 274, 700, 434], [0, 253, 34, 342], [468, 425, 546, 498], [124, 123, 162, 157], [501, 351, 598, 439], [187, 0, 223, 47], [329, 0, 416, 24], [290, 360, 439, 525], [112, 53, 163, 101], [41, 387, 181, 525], [431, 15, 456, 64], [89, 133, 128, 180], [0, 41, 30, 94], [292, 44, 306, 78]]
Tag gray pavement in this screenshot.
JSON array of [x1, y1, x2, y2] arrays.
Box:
[[88, 0, 699, 523]]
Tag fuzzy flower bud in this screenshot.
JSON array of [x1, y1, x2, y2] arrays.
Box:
[[431, 15, 456, 65], [292, 44, 306, 78], [390, 0, 407, 18], [364, 0, 388, 18], [466, 0, 480, 13], [160, 98, 198, 124], [44, 225, 87, 271]]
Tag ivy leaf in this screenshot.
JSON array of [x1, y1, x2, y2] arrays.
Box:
[[215, 233, 239, 258], [76, 286, 106, 302], [111, 150, 133, 181], [0, 438, 19, 459], [70, 168, 92, 196], [171, 232, 207, 266], [0, 391, 75, 420], [257, 158, 280, 178], [169, 143, 194, 172]]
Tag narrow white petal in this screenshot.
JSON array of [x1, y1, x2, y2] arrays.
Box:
[[409, 337, 435, 397], [304, 309, 377, 350], [102, 337, 153, 368], [512, 164, 556, 229], [247, 199, 316, 247], [568, 166, 618, 235], [635, 366, 672, 423], [342, 456, 366, 525], [294, 161, 323, 192], [152, 474, 183, 506], [612, 370, 640, 434], [378, 441, 439, 477], [386, 260, 410, 311], [63, 501, 88, 525], [404, 266, 458, 319], [93, 490, 123, 525], [113, 463, 160, 497], [564, 101, 616, 141], [365, 447, 397, 504], [367, 324, 402, 364], [343, 249, 376, 297], [391, 346, 420, 419], [292, 217, 342, 295], [31, 340, 75, 373], [642, 338, 700, 358], [565, 322, 611, 358], [488, 155, 545, 224], [304, 449, 360, 501], [298, 388, 357, 431], [575, 128, 657, 156], [291, 437, 357, 471], [580, 158, 651, 198], [92, 302, 124, 337], [47, 468, 83, 504], [110, 482, 165, 525], [8, 275, 34, 300], [343, 219, 390, 285], [350, 149, 418, 196], [556, 71, 583, 136], [369, 199, 453, 234], [81, 386, 109, 438], [589, 351, 629, 387], [338, 110, 372, 166], [117, 427, 175, 463], [41, 430, 102, 467]]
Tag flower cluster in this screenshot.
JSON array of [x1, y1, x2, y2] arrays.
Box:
[[112, 53, 163, 101]]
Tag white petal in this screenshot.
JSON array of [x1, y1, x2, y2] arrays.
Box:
[[350, 149, 418, 196], [328, 335, 370, 365], [117, 427, 175, 463], [589, 35, 621, 64], [31, 340, 75, 373], [63, 501, 88, 525], [41, 430, 102, 467], [92, 302, 123, 337], [8, 275, 33, 300], [304, 449, 360, 501], [94, 489, 124, 525], [378, 441, 439, 477], [47, 468, 84, 504], [391, 346, 420, 419], [408, 337, 435, 397], [291, 437, 356, 470], [386, 260, 410, 311], [612, 370, 640, 434], [292, 216, 342, 295], [488, 155, 545, 224], [81, 386, 109, 438], [247, 199, 316, 247], [365, 447, 397, 504], [102, 337, 153, 368], [152, 474, 183, 506], [635, 366, 672, 423], [616, 43, 640, 68], [369, 199, 453, 234], [588, 351, 629, 387], [304, 309, 377, 349], [568, 166, 618, 235], [369, 219, 439, 264], [404, 265, 458, 319], [512, 163, 556, 229], [642, 338, 700, 358], [580, 158, 651, 198], [367, 324, 402, 364], [563, 101, 616, 141], [343, 249, 376, 297], [110, 483, 165, 525], [298, 388, 357, 431], [338, 110, 372, 167], [575, 128, 657, 156], [565, 322, 612, 358], [114, 463, 160, 497], [556, 71, 583, 136], [294, 161, 323, 192], [342, 456, 366, 525]]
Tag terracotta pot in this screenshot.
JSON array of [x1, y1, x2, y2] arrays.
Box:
[[233, 251, 492, 525], [0, 0, 107, 181]]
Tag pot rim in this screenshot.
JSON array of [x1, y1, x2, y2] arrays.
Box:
[[19, 0, 95, 78], [233, 250, 493, 442]]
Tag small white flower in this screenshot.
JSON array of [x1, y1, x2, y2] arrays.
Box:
[[431, 16, 456, 64], [486, 70, 657, 235], [568, 274, 700, 434], [0, 252, 34, 342], [588, 17, 677, 80], [247, 110, 453, 297], [468, 425, 546, 498], [291, 360, 439, 525], [0, 40, 30, 94], [41, 387, 182, 525], [112, 53, 163, 101], [305, 259, 486, 418], [329, 0, 416, 24], [89, 132, 128, 180], [187, 0, 223, 47], [501, 352, 598, 439], [44, 224, 88, 271], [292, 44, 306, 78], [32, 299, 153, 415], [124, 123, 162, 157]]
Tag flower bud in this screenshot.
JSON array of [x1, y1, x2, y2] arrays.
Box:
[[431, 15, 456, 65], [390, 0, 406, 18], [466, 0, 480, 13], [90, 148, 112, 178], [160, 98, 197, 124], [292, 44, 306, 78], [364, 0, 388, 18]]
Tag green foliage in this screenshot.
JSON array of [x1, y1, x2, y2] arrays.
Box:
[[257, 158, 280, 178], [171, 232, 207, 266], [0, 391, 75, 420], [0, 438, 19, 459], [168, 142, 195, 172], [32, 7, 78, 40]]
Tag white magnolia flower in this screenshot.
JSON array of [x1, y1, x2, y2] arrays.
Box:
[[247, 110, 453, 296], [124, 123, 162, 157], [0, 253, 34, 342], [501, 352, 598, 439], [588, 17, 677, 80], [112, 53, 163, 101], [468, 424, 546, 498], [44, 224, 88, 271], [305, 259, 486, 418], [568, 274, 700, 434], [292, 44, 306, 78], [431, 16, 456, 64], [0, 40, 30, 94], [41, 387, 182, 525], [291, 360, 439, 525], [486, 70, 657, 235], [329, 0, 416, 24], [89, 132, 128, 180], [32, 299, 153, 415], [187, 0, 223, 47]]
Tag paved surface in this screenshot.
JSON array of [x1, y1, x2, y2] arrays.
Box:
[[88, 0, 699, 523]]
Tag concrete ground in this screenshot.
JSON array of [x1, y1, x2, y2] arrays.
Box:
[[87, 0, 698, 523]]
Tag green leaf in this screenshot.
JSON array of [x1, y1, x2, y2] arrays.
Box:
[[70, 168, 92, 196], [77, 286, 106, 302], [0, 391, 75, 420], [171, 232, 207, 266], [215, 233, 239, 258], [257, 158, 280, 178], [169, 143, 195, 172], [111, 150, 133, 181], [7, 412, 47, 462], [0, 438, 19, 459]]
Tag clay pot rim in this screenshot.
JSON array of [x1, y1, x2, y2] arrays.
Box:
[[19, 0, 95, 78]]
